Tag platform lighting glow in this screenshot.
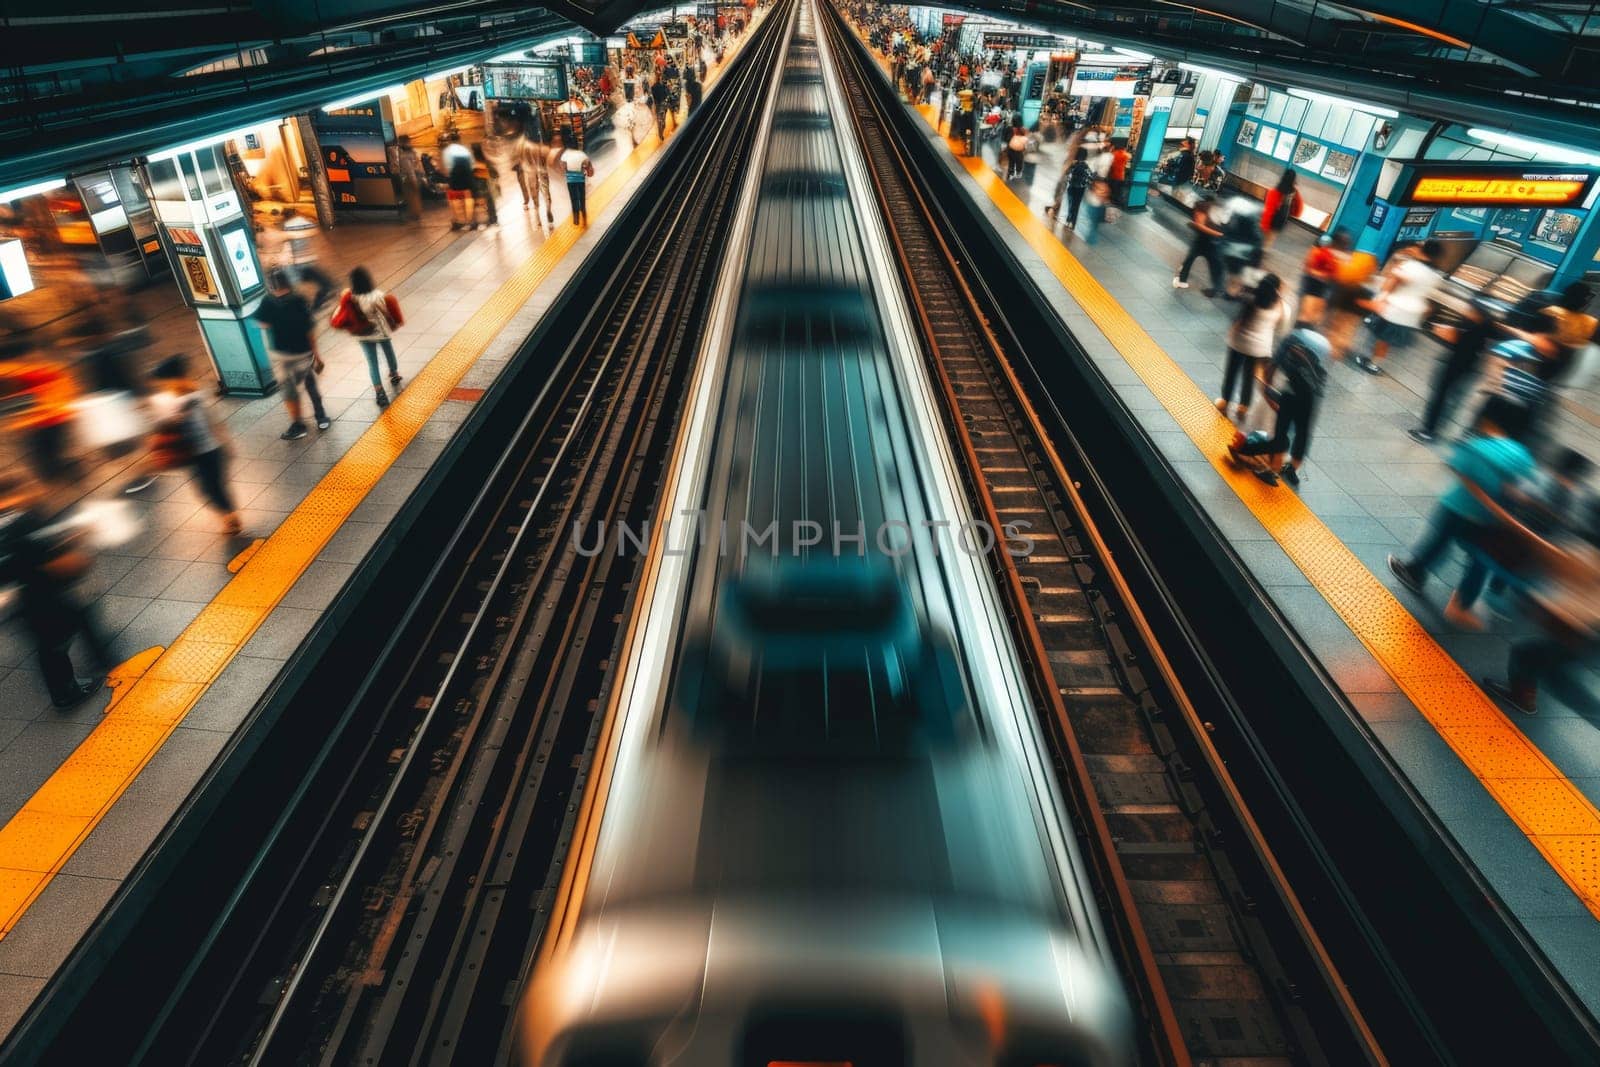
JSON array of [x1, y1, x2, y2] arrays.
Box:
[[147, 128, 253, 162], [1112, 47, 1155, 61], [321, 86, 403, 112], [1286, 87, 1397, 119], [0, 177, 66, 203], [1177, 61, 1245, 83], [1467, 128, 1600, 168]]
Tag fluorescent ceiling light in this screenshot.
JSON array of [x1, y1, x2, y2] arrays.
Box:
[[0, 177, 66, 203], [1178, 61, 1246, 82], [321, 86, 402, 111], [1467, 127, 1600, 168], [1287, 86, 1397, 118], [1113, 47, 1155, 61], [148, 128, 253, 162]]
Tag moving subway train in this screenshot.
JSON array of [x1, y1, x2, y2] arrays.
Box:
[[516, 3, 1134, 1062]]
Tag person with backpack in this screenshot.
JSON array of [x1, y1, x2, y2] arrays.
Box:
[[146, 354, 242, 534], [1216, 273, 1292, 421], [555, 132, 595, 226], [333, 266, 405, 409], [1261, 171, 1302, 249], [1226, 326, 1329, 487], [441, 133, 475, 230], [253, 268, 331, 439], [1059, 148, 1090, 228]]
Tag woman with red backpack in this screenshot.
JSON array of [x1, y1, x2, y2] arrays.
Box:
[[332, 267, 405, 408]]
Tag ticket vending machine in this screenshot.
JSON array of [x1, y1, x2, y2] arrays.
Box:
[[143, 142, 275, 396]]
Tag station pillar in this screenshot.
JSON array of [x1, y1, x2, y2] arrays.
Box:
[[143, 142, 276, 396]]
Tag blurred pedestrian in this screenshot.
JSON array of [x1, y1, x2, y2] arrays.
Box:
[[279, 208, 335, 307], [1410, 300, 1492, 445], [471, 143, 499, 227], [1298, 230, 1350, 326], [1, 354, 83, 484], [1261, 171, 1302, 249], [334, 266, 405, 409], [395, 135, 424, 221], [145, 355, 242, 536], [1389, 397, 1535, 630], [1353, 239, 1442, 376], [254, 268, 331, 438], [1226, 326, 1329, 487], [1173, 195, 1226, 296], [442, 134, 476, 230], [0, 476, 113, 707], [515, 123, 555, 224], [1058, 148, 1089, 228], [1216, 273, 1291, 421]]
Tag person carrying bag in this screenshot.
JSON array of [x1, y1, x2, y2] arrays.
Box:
[[332, 266, 405, 408]]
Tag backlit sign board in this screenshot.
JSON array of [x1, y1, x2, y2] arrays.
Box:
[[1400, 165, 1597, 208], [983, 32, 1057, 51], [481, 61, 567, 101]]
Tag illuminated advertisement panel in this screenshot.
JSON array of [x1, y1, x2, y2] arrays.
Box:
[[1400, 165, 1597, 208]]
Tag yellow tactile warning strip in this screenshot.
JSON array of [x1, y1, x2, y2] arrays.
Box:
[[853, 33, 1600, 920], [0, 31, 764, 939]]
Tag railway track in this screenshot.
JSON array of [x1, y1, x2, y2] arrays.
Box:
[[820, 4, 1381, 1064], [94, 9, 795, 1064]]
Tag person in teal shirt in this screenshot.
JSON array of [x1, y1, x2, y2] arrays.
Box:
[[1389, 396, 1536, 630]]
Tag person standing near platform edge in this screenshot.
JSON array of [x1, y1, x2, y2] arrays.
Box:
[[557, 133, 595, 227], [334, 266, 405, 409], [0, 477, 114, 708]]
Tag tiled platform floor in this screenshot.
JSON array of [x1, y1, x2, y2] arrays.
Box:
[[857, 25, 1600, 1015], [0, 18, 768, 1038]]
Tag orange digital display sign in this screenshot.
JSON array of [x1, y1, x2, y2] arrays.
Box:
[[1409, 176, 1588, 207], [1401, 166, 1596, 209]]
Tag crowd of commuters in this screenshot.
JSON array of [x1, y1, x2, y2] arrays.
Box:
[[0, 14, 759, 710], [850, 2, 1600, 715]]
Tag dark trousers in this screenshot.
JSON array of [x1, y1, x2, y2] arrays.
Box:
[[25, 601, 113, 703], [1238, 388, 1315, 463], [1420, 359, 1477, 436], [191, 447, 235, 515], [1406, 506, 1491, 607], [566, 179, 588, 223], [1065, 187, 1085, 227], [1220, 349, 1258, 408], [1178, 236, 1223, 288]]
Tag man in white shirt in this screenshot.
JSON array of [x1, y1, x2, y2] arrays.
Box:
[[1355, 239, 1443, 376]]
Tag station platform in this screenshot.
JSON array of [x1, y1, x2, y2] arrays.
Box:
[[0, 16, 766, 1036], [850, 17, 1600, 1016]]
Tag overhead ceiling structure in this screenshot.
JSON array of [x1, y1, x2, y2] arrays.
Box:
[[0, 0, 599, 185], [2, 0, 1600, 188], [943, 0, 1600, 150]]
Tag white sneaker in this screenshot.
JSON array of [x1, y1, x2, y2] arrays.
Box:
[[1172, 277, 1190, 289]]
